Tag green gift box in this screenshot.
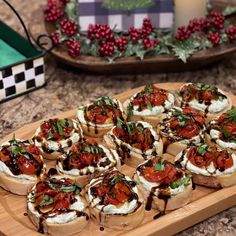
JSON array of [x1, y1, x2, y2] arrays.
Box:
[[0, 0, 46, 103]]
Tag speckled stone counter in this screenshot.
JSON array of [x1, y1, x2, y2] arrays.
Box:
[[0, 1, 236, 235]]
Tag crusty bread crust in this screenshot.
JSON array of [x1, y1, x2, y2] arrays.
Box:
[[103, 133, 163, 168], [79, 122, 113, 138], [0, 172, 38, 195], [40, 151, 62, 160], [27, 198, 89, 236], [85, 187, 145, 230], [134, 173, 192, 211]]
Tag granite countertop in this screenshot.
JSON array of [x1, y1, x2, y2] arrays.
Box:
[[1, 0, 236, 235]]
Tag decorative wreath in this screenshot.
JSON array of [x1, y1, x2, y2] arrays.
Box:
[[44, 0, 236, 62]]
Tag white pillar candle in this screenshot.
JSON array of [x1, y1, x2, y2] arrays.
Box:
[[174, 0, 207, 33]]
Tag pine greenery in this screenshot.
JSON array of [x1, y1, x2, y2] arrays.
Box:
[[102, 0, 154, 11]]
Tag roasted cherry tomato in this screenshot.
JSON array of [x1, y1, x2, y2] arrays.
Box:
[[17, 156, 38, 175]]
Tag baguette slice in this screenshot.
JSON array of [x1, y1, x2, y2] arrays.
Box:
[[56, 141, 121, 187], [27, 176, 89, 235], [175, 144, 236, 188], [104, 121, 163, 168], [134, 157, 193, 212], [85, 170, 145, 230], [77, 97, 125, 138], [123, 85, 176, 128], [0, 139, 46, 195], [33, 118, 83, 160], [175, 83, 232, 123]]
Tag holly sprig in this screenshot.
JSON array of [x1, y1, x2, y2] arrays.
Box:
[[44, 0, 236, 63]]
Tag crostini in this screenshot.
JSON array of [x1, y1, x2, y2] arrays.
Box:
[[176, 83, 232, 122], [206, 108, 236, 153], [77, 96, 125, 138], [0, 137, 46, 195], [175, 143, 236, 188], [123, 84, 175, 127], [134, 156, 193, 213], [56, 138, 121, 187], [27, 176, 89, 236], [85, 169, 145, 230], [159, 106, 206, 156], [104, 119, 163, 168], [33, 118, 83, 160]]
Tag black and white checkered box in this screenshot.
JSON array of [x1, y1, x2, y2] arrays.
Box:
[[0, 57, 45, 102], [77, 0, 174, 32]]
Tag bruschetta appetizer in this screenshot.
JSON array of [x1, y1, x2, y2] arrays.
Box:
[[176, 83, 231, 122], [77, 96, 125, 138], [104, 119, 163, 168], [56, 138, 121, 187], [134, 156, 193, 213], [33, 118, 83, 160], [123, 84, 175, 127], [159, 106, 206, 156], [175, 143, 236, 188], [85, 169, 145, 230], [206, 108, 236, 153], [27, 176, 89, 236], [0, 137, 46, 195]]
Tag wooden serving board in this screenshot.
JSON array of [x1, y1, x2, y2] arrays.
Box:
[[0, 83, 236, 236]]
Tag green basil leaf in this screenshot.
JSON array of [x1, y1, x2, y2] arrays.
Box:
[[147, 101, 153, 111], [153, 158, 165, 171], [12, 146, 23, 156], [127, 103, 133, 120], [170, 175, 191, 189], [56, 121, 64, 136], [39, 195, 54, 207], [197, 144, 209, 156]]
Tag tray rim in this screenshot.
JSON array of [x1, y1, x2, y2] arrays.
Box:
[[0, 82, 236, 236]]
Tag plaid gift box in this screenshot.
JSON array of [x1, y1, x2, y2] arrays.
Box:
[[0, 21, 45, 103], [77, 0, 174, 32]]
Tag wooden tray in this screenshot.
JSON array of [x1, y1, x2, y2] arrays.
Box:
[[1, 82, 236, 236], [28, 0, 236, 74]]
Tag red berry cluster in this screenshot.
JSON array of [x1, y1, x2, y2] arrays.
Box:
[[207, 32, 221, 47], [88, 24, 114, 41], [128, 27, 141, 42], [209, 11, 225, 30], [66, 40, 81, 58], [225, 26, 236, 41], [51, 32, 60, 46], [115, 36, 128, 51], [44, 0, 64, 22], [142, 18, 154, 36], [99, 41, 115, 57], [175, 26, 192, 41], [58, 0, 69, 6], [143, 38, 158, 49], [60, 19, 78, 36]]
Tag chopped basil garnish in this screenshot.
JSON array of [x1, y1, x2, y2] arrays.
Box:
[[153, 158, 165, 171], [39, 195, 54, 207], [83, 145, 103, 154], [147, 101, 153, 111], [56, 121, 64, 136], [170, 175, 191, 189], [97, 97, 116, 110], [116, 118, 136, 134], [12, 146, 23, 157], [197, 144, 211, 156], [227, 108, 236, 122], [143, 84, 154, 94], [110, 174, 125, 185], [127, 103, 133, 120]]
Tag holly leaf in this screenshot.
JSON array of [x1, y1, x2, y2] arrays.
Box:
[[65, 0, 77, 21], [223, 6, 236, 17], [198, 39, 212, 50]]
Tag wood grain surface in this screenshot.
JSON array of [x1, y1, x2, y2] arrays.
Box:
[[0, 83, 236, 236]]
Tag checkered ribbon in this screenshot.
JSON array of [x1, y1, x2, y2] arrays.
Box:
[[77, 0, 174, 32]]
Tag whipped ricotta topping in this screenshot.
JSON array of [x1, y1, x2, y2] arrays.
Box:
[[34, 120, 82, 152], [87, 174, 139, 214]]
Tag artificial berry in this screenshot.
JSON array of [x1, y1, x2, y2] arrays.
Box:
[[187, 19, 199, 33], [207, 32, 221, 47], [88, 24, 114, 41], [66, 40, 80, 58], [209, 11, 225, 30], [58, 0, 69, 6], [51, 32, 60, 46], [99, 41, 115, 57], [175, 26, 192, 41], [143, 37, 158, 49], [60, 19, 78, 36], [128, 27, 142, 42], [142, 18, 154, 36], [44, 0, 64, 22], [115, 36, 128, 51], [225, 26, 236, 41], [198, 18, 210, 32]]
